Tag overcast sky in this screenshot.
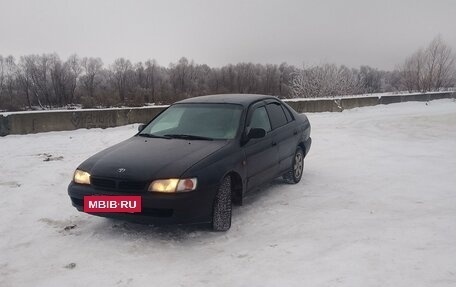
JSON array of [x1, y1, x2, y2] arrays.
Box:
[[0, 0, 455, 70]]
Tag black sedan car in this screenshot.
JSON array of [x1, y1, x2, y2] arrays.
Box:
[[68, 94, 311, 231]]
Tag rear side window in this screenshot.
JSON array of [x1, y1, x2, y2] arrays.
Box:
[[266, 103, 287, 129], [249, 106, 271, 132], [283, 105, 294, 122]]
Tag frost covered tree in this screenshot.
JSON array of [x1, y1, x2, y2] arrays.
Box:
[[110, 58, 134, 103], [49, 54, 81, 106], [400, 36, 456, 92], [1, 35, 454, 111], [23, 54, 54, 108], [359, 66, 382, 93], [143, 59, 163, 103], [80, 57, 103, 100], [291, 64, 362, 98], [168, 57, 197, 99]]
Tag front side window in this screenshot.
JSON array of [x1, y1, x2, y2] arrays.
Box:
[[140, 103, 243, 140], [249, 106, 271, 132]]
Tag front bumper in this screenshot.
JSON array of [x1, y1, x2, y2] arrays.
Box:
[[68, 182, 216, 224]]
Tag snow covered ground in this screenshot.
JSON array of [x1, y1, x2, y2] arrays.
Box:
[[1, 99, 456, 287]]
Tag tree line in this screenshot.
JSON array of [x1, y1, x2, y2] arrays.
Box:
[[0, 36, 455, 111]]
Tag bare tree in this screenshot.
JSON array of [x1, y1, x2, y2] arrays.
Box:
[[278, 63, 296, 98], [110, 58, 133, 103], [221, 64, 236, 93], [263, 64, 279, 95], [0, 56, 17, 108], [359, 66, 382, 93], [207, 67, 222, 94], [400, 36, 456, 92], [168, 57, 197, 99], [430, 37, 456, 89], [16, 57, 33, 109], [2, 36, 454, 112], [80, 57, 103, 99], [235, 63, 258, 93], [66, 54, 81, 104], [22, 55, 54, 109], [143, 59, 163, 103], [49, 54, 68, 106]]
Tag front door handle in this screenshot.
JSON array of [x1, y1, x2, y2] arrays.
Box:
[[293, 130, 298, 135], [272, 141, 277, 146]]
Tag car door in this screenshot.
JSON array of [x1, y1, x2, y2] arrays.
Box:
[[265, 101, 300, 174], [243, 103, 279, 191]]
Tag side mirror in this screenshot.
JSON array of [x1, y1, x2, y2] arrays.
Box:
[[138, 124, 146, 132], [248, 128, 266, 139]]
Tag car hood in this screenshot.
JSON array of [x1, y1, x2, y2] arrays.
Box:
[[79, 136, 228, 180]]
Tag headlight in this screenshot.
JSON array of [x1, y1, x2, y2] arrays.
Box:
[[148, 178, 197, 193], [73, 169, 91, 185]]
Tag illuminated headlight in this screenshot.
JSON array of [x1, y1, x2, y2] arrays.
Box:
[[148, 178, 197, 193], [73, 169, 91, 185]]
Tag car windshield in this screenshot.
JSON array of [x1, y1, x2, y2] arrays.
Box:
[[139, 103, 243, 140]]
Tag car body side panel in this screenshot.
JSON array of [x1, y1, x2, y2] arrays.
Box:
[[244, 135, 279, 191], [274, 120, 300, 173]]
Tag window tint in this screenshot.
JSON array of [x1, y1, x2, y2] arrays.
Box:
[[142, 104, 243, 140], [283, 105, 294, 122], [249, 106, 271, 132], [266, 103, 287, 129]]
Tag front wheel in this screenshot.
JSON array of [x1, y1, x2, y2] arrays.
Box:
[[212, 176, 232, 231], [283, 147, 304, 184]]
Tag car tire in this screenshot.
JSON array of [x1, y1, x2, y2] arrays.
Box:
[[283, 146, 304, 184], [212, 175, 232, 231]]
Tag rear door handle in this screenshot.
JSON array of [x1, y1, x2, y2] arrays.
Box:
[[293, 130, 298, 135], [272, 141, 277, 146]]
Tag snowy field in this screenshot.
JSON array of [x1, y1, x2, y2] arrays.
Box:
[[1, 99, 456, 287]]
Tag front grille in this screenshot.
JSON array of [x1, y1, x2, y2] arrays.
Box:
[[91, 177, 147, 192], [91, 177, 116, 189], [119, 181, 146, 191]]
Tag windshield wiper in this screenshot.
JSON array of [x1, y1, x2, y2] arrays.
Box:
[[164, 134, 214, 141], [138, 133, 171, 139]]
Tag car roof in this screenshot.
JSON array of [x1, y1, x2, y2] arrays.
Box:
[[175, 94, 279, 107]]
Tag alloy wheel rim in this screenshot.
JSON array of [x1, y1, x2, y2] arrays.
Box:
[[294, 152, 303, 178]]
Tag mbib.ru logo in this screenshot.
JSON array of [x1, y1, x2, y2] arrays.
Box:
[[84, 196, 141, 213]]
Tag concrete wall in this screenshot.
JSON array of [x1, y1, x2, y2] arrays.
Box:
[[0, 115, 8, 136], [285, 99, 341, 113], [0, 107, 166, 136], [284, 92, 455, 113], [1, 92, 454, 136], [284, 96, 385, 113]]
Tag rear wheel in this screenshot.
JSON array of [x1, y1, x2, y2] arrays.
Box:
[[283, 147, 304, 184], [212, 176, 232, 231]]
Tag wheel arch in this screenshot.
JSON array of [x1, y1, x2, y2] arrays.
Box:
[[298, 141, 307, 156], [223, 171, 243, 205]]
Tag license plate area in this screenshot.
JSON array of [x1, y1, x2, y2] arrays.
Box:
[[84, 195, 141, 213]]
